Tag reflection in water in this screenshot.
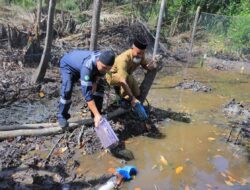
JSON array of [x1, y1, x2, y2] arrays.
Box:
[[212, 155, 228, 172]]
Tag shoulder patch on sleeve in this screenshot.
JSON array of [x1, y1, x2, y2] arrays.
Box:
[[84, 75, 90, 81], [86, 60, 92, 69]]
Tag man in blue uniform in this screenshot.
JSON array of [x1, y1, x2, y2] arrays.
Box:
[[58, 50, 115, 128]]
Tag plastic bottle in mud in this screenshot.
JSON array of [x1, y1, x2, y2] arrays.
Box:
[[98, 176, 117, 190]]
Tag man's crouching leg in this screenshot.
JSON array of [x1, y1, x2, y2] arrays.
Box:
[[58, 70, 74, 128]]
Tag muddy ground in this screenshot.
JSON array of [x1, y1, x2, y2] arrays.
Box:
[[223, 99, 250, 149], [0, 19, 194, 189], [0, 11, 250, 190]]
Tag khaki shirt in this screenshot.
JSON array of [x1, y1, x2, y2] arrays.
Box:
[[110, 49, 147, 80]]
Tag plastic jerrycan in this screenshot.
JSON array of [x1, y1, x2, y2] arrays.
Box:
[[134, 102, 148, 120]]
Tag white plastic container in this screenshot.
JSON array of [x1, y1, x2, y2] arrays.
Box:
[[95, 118, 119, 149], [98, 176, 117, 190]]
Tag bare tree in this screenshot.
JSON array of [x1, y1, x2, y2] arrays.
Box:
[[32, 0, 56, 83], [139, 0, 166, 103], [89, 0, 102, 51], [35, 0, 42, 41], [189, 6, 201, 54]]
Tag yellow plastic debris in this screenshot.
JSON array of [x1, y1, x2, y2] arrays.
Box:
[[208, 137, 216, 141], [39, 91, 45, 98], [175, 166, 183, 174], [160, 155, 168, 166]]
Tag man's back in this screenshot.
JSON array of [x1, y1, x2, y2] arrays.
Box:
[[60, 50, 93, 74]]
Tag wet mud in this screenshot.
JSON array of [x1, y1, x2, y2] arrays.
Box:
[[175, 80, 212, 92]]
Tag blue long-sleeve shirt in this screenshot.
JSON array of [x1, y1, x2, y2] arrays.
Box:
[[60, 50, 104, 102]]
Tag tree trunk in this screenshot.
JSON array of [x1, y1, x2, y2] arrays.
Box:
[[79, 0, 84, 11], [139, 0, 166, 103], [35, 0, 42, 41], [189, 6, 201, 54], [61, 9, 65, 26], [0, 24, 7, 39], [170, 5, 182, 36], [32, 0, 56, 83], [89, 0, 102, 51], [7, 24, 12, 50]]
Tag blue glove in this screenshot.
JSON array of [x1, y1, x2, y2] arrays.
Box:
[[134, 102, 148, 121]]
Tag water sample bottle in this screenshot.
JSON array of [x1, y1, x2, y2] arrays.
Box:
[[95, 118, 119, 149]]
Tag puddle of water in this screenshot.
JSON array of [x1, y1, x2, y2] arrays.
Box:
[[124, 122, 250, 189], [74, 151, 120, 178], [212, 155, 228, 172], [76, 68, 250, 189]]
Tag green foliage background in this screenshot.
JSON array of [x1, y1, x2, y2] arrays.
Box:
[[132, 0, 250, 53], [0, 0, 249, 53]]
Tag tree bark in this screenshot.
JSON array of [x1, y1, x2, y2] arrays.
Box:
[[170, 6, 182, 36], [89, 0, 102, 51], [189, 6, 201, 54], [35, 0, 42, 41], [79, 0, 84, 11], [7, 24, 12, 50], [32, 0, 56, 83], [139, 0, 166, 103]]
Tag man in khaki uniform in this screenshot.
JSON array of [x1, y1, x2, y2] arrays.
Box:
[[106, 37, 154, 106]]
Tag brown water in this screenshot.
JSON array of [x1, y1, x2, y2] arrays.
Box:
[[77, 68, 250, 190]]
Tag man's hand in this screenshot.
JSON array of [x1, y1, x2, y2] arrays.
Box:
[[131, 97, 140, 107], [94, 114, 102, 127], [146, 54, 163, 70], [146, 62, 157, 70]]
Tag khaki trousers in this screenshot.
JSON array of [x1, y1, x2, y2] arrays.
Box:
[[106, 73, 140, 98]]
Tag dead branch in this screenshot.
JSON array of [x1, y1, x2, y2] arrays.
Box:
[[0, 125, 48, 131], [0, 107, 129, 139], [78, 125, 86, 146], [45, 134, 64, 163]]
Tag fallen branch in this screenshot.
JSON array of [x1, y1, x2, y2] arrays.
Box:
[[78, 125, 86, 146], [45, 134, 64, 163], [0, 38, 8, 42], [0, 125, 48, 131], [0, 107, 129, 139], [0, 165, 63, 178]]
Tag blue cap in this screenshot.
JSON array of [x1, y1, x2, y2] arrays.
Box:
[[99, 50, 115, 66], [116, 165, 137, 180]]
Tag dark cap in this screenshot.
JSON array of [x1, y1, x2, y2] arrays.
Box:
[[133, 36, 147, 50], [99, 50, 115, 66]]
